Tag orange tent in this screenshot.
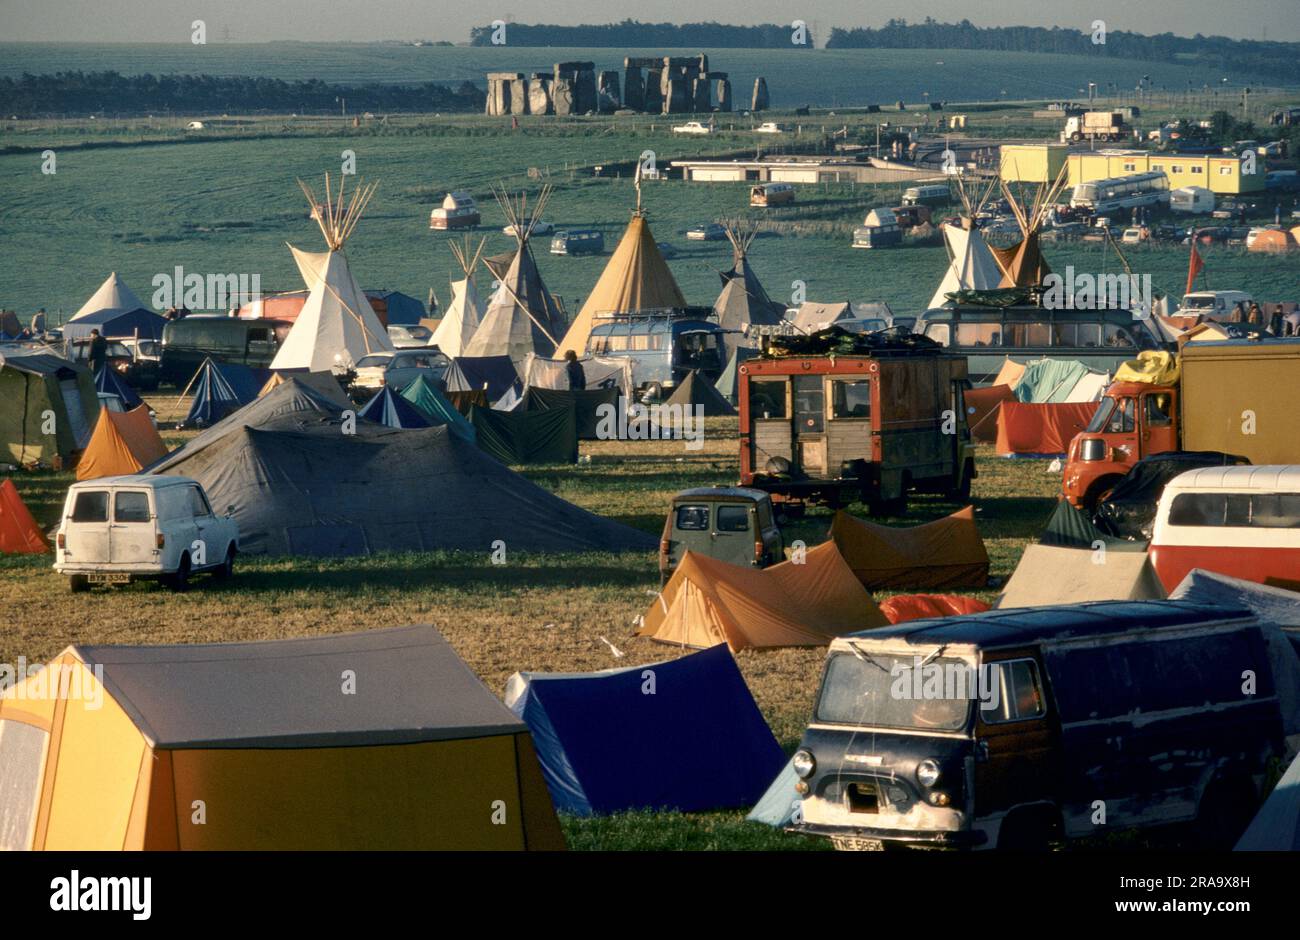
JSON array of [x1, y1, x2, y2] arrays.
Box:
[[0, 479, 48, 553], [964, 384, 1017, 442], [76, 406, 168, 480], [992, 358, 1026, 389], [1249, 229, 1297, 253], [991, 233, 1050, 288], [879, 593, 990, 624], [637, 541, 885, 651], [995, 401, 1095, 456], [829, 507, 990, 590]]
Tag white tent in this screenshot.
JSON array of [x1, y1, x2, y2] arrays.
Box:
[[430, 237, 485, 358], [72, 272, 147, 320], [521, 352, 633, 399], [928, 223, 1004, 309]]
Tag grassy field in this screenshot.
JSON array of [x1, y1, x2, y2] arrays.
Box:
[[1, 401, 1064, 850]]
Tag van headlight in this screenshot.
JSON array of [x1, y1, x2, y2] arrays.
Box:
[[917, 759, 941, 788], [1079, 438, 1107, 462], [793, 749, 816, 779]]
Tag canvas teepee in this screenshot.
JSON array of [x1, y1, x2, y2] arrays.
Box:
[[271, 175, 394, 373], [430, 236, 485, 357], [463, 185, 566, 361], [929, 177, 1009, 308], [71, 272, 148, 321], [990, 168, 1069, 289], [713, 218, 786, 348], [558, 172, 686, 357]]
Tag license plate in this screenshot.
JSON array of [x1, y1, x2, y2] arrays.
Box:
[[831, 836, 885, 852], [88, 573, 130, 584]]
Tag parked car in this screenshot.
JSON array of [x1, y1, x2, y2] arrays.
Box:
[[386, 324, 434, 348], [504, 221, 554, 237], [55, 476, 238, 592], [672, 121, 712, 135], [686, 222, 726, 241], [788, 600, 1288, 850], [68, 337, 161, 391], [1121, 227, 1148, 244], [755, 122, 784, 134], [659, 487, 783, 582], [353, 349, 449, 393]]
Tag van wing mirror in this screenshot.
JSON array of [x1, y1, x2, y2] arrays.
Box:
[[226, 505, 236, 516]]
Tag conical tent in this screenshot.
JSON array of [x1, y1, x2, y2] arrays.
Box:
[[0, 626, 565, 850], [992, 172, 1067, 289], [71, 272, 147, 321], [715, 346, 759, 404], [829, 507, 990, 590], [558, 212, 686, 357], [637, 541, 885, 651], [430, 237, 485, 357], [76, 406, 168, 480], [663, 369, 736, 416], [400, 374, 476, 443], [94, 366, 143, 411], [713, 220, 787, 348], [357, 386, 431, 429], [928, 223, 1005, 308], [0, 479, 48, 553]]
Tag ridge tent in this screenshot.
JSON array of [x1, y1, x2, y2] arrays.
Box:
[[1038, 499, 1148, 552], [399, 374, 476, 443], [357, 386, 431, 429], [504, 644, 786, 815], [829, 507, 990, 590], [76, 406, 168, 480], [928, 222, 1005, 308], [0, 479, 48, 553], [0, 626, 564, 850], [880, 594, 991, 624], [637, 541, 884, 651], [151, 381, 649, 555], [470, 404, 578, 465], [61, 308, 166, 345], [663, 369, 736, 417], [257, 370, 350, 407], [1013, 358, 1093, 403], [368, 289, 425, 326], [0, 352, 98, 465], [1064, 370, 1111, 403], [1237, 753, 1300, 851], [70, 272, 147, 322], [963, 383, 1016, 442], [997, 544, 1166, 608], [444, 355, 522, 406], [559, 212, 687, 357], [94, 366, 143, 412], [992, 357, 1026, 390], [181, 358, 268, 429], [446, 389, 488, 416], [520, 352, 633, 399], [1249, 229, 1297, 253], [995, 401, 1095, 457], [747, 759, 801, 827], [522, 386, 620, 440], [711, 220, 791, 355], [715, 346, 760, 404]]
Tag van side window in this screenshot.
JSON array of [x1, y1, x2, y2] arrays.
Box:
[[923, 322, 951, 345], [188, 486, 212, 518], [1005, 322, 1051, 347], [1105, 398, 1135, 433], [675, 505, 709, 530], [114, 491, 151, 523], [956, 322, 1001, 347], [1144, 394, 1173, 427], [831, 379, 871, 418], [982, 659, 1045, 723], [247, 328, 269, 343], [1103, 323, 1136, 348], [71, 491, 109, 523], [749, 380, 788, 418], [1169, 492, 1300, 528], [716, 505, 750, 532]]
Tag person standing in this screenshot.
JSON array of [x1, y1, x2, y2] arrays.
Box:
[[88, 329, 108, 374], [564, 349, 586, 390]]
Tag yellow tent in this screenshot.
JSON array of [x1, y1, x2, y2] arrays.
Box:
[[75, 406, 168, 480], [0, 626, 564, 850], [637, 541, 886, 651], [558, 213, 686, 357]]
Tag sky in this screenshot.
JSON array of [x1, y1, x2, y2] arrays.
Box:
[[1, 0, 1297, 43]]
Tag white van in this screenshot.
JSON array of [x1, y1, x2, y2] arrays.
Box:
[[902, 184, 951, 207], [55, 476, 239, 592]]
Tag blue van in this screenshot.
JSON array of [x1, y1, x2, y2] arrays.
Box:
[[586, 309, 728, 395], [789, 600, 1290, 850], [550, 230, 605, 256]]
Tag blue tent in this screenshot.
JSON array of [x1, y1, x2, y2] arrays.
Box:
[[444, 355, 521, 405], [62, 308, 167, 342], [1237, 752, 1300, 850], [94, 366, 143, 411], [400, 375, 476, 444], [505, 645, 786, 815], [358, 386, 431, 429], [183, 358, 268, 429], [368, 290, 427, 326]]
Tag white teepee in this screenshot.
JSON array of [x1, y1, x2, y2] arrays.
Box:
[[72, 272, 147, 320], [271, 175, 394, 373], [928, 222, 1004, 308], [430, 236, 485, 357]]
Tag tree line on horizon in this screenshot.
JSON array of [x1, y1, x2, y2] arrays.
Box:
[[468, 19, 813, 48]]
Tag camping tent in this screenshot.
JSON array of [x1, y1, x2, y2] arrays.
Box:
[[504, 644, 786, 815], [522, 386, 620, 440], [928, 222, 1005, 308], [637, 541, 885, 651], [1038, 499, 1148, 553], [60, 308, 166, 344], [998, 544, 1166, 608], [0, 479, 48, 553], [150, 380, 648, 555], [181, 358, 268, 429], [399, 374, 476, 443], [829, 507, 990, 590], [0, 352, 98, 464], [521, 352, 632, 400], [76, 406, 168, 480], [663, 369, 736, 417], [712, 220, 787, 352], [963, 383, 1016, 442], [257, 370, 350, 406], [0, 625, 565, 850], [70, 272, 147, 322], [1236, 753, 1300, 851], [787, 301, 854, 335], [430, 237, 485, 358], [995, 401, 1095, 457], [880, 594, 991, 624], [470, 404, 579, 464], [367, 289, 426, 325], [992, 357, 1027, 390], [443, 355, 522, 406], [1013, 358, 1094, 403], [94, 366, 143, 412], [1249, 229, 1297, 253], [558, 211, 687, 357], [357, 386, 431, 429], [715, 346, 760, 404]]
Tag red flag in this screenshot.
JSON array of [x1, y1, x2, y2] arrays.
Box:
[[1185, 239, 1204, 296]]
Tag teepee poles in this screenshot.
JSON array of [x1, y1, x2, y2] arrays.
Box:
[[299, 173, 378, 252]]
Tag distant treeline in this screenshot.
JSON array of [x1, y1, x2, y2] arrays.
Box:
[[468, 19, 813, 48], [827, 18, 1300, 76], [0, 72, 485, 117]]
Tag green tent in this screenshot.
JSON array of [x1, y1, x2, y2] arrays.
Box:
[[400, 375, 476, 444], [1039, 499, 1147, 552], [0, 353, 99, 465], [715, 347, 759, 404], [470, 405, 578, 465], [522, 386, 620, 440], [1013, 358, 1090, 403], [664, 370, 736, 417]]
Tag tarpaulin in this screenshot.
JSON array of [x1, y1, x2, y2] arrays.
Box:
[[829, 507, 990, 590], [522, 386, 621, 440], [1113, 349, 1180, 386], [879, 593, 991, 624], [520, 353, 633, 399], [995, 401, 1095, 456], [963, 383, 1016, 442], [470, 404, 579, 465]]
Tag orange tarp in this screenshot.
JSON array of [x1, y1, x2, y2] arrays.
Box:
[[638, 541, 885, 651], [992, 358, 1026, 389], [76, 406, 168, 480], [1249, 229, 1297, 253], [964, 384, 1017, 442], [0, 479, 48, 553], [994, 401, 1095, 456], [829, 507, 990, 590], [880, 593, 991, 624]]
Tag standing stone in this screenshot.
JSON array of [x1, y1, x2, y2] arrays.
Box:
[[624, 67, 645, 111], [644, 70, 663, 113], [485, 72, 522, 116], [752, 77, 770, 112], [664, 77, 689, 114], [509, 78, 530, 115], [716, 78, 732, 112], [529, 78, 553, 115], [597, 70, 621, 113], [552, 78, 574, 116], [691, 77, 711, 113]]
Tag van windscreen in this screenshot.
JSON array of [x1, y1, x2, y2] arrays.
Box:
[[816, 651, 971, 732]]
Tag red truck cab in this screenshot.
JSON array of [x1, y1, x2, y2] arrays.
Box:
[[1062, 382, 1179, 510]]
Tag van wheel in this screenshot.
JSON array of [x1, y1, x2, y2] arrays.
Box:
[[998, 808, 1061, 851], [169, 554, 192, 593], [69, 575, 89, 593], [213, 546, 236, 581], [1195, 775, 1257, 849]]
